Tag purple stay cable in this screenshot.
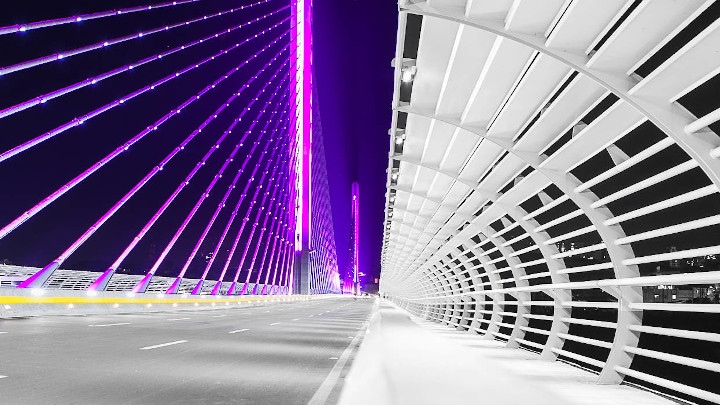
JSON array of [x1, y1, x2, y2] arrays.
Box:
[[161, 73, 290, 294], [19, 48, 289, 290], [131, 67, 290, 294], [265, 176, 296, 294], [258, 193, 291, 294], [251, 146, 296, 295], [0, 0, 201, 36], [0, 0, 279, 75], [0, 5, 289, 120], [223, 116, 294, 295], [207, 104, 290, 295], [0, 18, 290, 165], [248, 149, 293, 295], [1, 32, 290, 244], [278, 240, 293, 294], [83, 57, 290, 292], [267, 237, 289, 295], [236, 150, 291, 295], [212, 120, 286, 295], [173, 84, 291, 294], [237, 118, 298, 295], [203, 106, 290, 295]]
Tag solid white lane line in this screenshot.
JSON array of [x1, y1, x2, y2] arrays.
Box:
[[308, 321, 369, 405], [0, 331, 8, 334], [140, 340, 187, 350], [167, 317, 190, 321], [269, 322, 280, 326], [228, 329, 249, 334], [292, 318, 300, 321], [88, 322, 131, 327], [211, 315, 227, 318], [0, 375, 7, 379]]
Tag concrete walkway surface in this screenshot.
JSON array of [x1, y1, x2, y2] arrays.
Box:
[[338, 300, 675, 405]]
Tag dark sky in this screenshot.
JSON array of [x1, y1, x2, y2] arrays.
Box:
[[0, 0, 397, 285], [313, 0, 397, 282]]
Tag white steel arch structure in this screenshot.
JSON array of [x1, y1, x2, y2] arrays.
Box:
[[381, 1, 720, 403]]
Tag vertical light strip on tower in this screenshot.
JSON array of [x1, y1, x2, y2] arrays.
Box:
[[291, 0, 312, 294], [352, 181, 360, 295]]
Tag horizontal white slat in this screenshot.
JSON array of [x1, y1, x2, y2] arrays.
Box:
[[522, 195, 569, 221], [551, 243, 605, 259], [551, 348, 605, 368], [562, 317, 616, 329], [623, 246, 720, 266], [615, 366, 720, 404], [556, 262, 613, 275], [558, 332, 613, 349], [604, 185, 717, 225], [534, 209, 583, 232], [544, 225, 596, 245], [575, 138, 675, 193], [520, 325, 550, 335], [515, 337, 544, 350], [520, 271, 550, 281], [523, 314, 554, 321], [587, 0, 709, 73], [631, 17, 720, 102], [628, 325, 720, 343], [630, 303, 720, 313], [616, 215, 720, 245]]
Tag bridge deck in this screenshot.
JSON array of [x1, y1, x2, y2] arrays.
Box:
[[0, 297, 372, 405]]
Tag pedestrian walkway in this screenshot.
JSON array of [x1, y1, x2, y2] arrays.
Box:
[[339, 300, 675, 405]]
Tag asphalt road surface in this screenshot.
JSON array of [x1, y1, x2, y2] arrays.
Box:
[[0, 297, 373, 405]]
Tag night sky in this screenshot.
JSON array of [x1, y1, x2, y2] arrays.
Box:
[[0, 0, 397, 284], [313, 0, 397, 282]]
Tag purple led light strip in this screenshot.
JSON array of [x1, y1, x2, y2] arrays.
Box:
[[177, 85, 290, 295], [0, 0, 279, 76], [0, 6, 289, 120], [207, 105, 289, 295], [133, 64, 290, 294], [1, 31, 290, 244], [85, 55, 290, 292], [0, 17, 289, 165], [0, 0, 201, 36]]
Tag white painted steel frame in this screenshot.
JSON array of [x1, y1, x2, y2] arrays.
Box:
[[382, 1, 720, 403]]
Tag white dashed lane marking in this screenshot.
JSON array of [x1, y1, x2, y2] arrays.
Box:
[[229, 329, 249, 334], [140, 340, 188, 350], [89, 323, 131, 327], [269, 322, 280, 326]]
